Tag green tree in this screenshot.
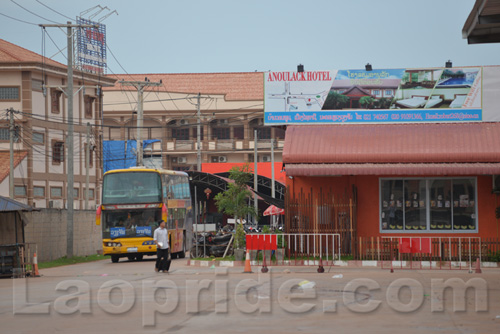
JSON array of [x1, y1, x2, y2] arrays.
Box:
[[214, 164, 258, 249], [359, 96, 375, 109], [322, 91, 350, 110], [377, 97, 391, 109]]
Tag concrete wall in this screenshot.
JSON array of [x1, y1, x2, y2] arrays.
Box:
[[23, 209, 102, 262]]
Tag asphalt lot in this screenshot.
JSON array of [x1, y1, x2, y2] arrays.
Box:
[[1, 256, 499, 334]]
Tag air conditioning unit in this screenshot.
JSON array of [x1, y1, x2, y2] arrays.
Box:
[[178, 157, 187, 164], [219, 156, 227, 163], [171, 157, 178, 163], [211, 156, 219, 163], [179, 119, 189, 125], [262, 155, 271, 162], [49, 200, 63, 209]]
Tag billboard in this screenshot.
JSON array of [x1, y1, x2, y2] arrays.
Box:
[[264, 67, 492, 124], [76, 17, 107, 74]]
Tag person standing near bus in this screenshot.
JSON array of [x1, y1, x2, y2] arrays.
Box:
[[153, 220, 170, 273]]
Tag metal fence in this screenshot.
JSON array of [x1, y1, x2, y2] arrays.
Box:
[[359, 236, 484, 270], [285, 187, 357, 257], [246, 233, 341, 267]]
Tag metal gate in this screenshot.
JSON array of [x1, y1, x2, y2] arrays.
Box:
[[246, 233, 341, 266], [379, 237, 482, 270]]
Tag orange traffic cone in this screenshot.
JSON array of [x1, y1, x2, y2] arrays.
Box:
[[243, 250, 253, 273], [33, 252, 40, 277], [475, 258, 482, 274]]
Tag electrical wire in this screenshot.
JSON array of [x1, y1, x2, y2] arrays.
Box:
[[0, 11, 39, 25], [44, 29, 68, 61], [35, 0, 74, 21], [11, 0, 63, 25], [106, 42, 136, 81], [5, 107, 266, 132]]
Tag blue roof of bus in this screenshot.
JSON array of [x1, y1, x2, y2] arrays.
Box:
[[104, 168, 189, 177]]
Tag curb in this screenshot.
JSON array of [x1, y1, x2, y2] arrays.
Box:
[[187, 259, 500, 269]]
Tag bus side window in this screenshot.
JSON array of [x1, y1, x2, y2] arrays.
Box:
[[162, 175, 168, 199]]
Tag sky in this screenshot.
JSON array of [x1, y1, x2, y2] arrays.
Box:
[[1, 0, 500, 75]]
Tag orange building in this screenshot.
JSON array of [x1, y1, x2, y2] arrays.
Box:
[[283, 124, 500, 244]]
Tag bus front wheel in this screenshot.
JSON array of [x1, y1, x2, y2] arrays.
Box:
[[111, 255, 120, 263]]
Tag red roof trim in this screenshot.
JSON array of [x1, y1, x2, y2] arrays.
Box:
[[286, 163, 500, 176], [283, 123, 500, 164]]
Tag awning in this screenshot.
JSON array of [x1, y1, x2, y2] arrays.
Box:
[[283, 123, 500, 176], [283, 123, 500, 164], [462, 0, 500, 44], [286, 163, 500, 176], [0, 196, 35, 212]]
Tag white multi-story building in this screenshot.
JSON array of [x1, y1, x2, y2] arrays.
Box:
[[0, 39, 115, 208]]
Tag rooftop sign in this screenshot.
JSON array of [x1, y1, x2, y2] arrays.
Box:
[[76, 17, 107, 74], [264, 66, 498, 125]]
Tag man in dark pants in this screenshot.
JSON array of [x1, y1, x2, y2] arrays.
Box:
[[153, 220, 171, 273]]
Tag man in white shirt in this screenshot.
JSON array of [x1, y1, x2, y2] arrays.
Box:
[[153, 220, 170, 273]]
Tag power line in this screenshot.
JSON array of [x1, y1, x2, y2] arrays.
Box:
[[35, 0, 73, 21], [4, 107, 266, 130], [44, 28, 68, 61], [11, 0, 63, 25], [0, 11, 39, 25], [106, 43, 136, 80]]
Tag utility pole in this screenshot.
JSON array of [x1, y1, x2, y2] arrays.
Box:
[[85, 122, 90, 210], [9, 108, 15, 199], [40, 21, 97, 258], [120, 79, 161, 166], [254, 130, 258, 224], [196, 93, 201, 171], [67, 22, 75, 258]]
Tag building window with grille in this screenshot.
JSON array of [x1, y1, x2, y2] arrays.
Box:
[[50, 187, 63, 198], [212, 127, 230, 140], [87, 188, 95, 199], [32, 131, 45, 145], [52, 141, 64, 164], [233, 126, 244, 140], [172, 127, 190, 140], [0, 127, 20, 142], [84, 95, 95, 118], [14, 185, 26, 197], [380, 177, 477, 233], [0, 86, 20, 101], [33, 186, 45, 197], [51, 88, 62, 114], [256, 127, 271, 140]]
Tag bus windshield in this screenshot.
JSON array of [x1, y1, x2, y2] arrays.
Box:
[[103, 172, 162, 204]]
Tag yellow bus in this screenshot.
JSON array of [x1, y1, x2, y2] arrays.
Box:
[[96, 168, 193, 263]]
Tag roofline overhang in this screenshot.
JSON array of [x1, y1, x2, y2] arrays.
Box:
[[0, 62, 116, 86], [462, 0, 500, 44]]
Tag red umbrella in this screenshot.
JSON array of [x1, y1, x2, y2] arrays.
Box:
[[263, 205, 284, 216]]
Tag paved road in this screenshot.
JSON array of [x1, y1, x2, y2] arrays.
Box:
[[1, 256, 499, 333]]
